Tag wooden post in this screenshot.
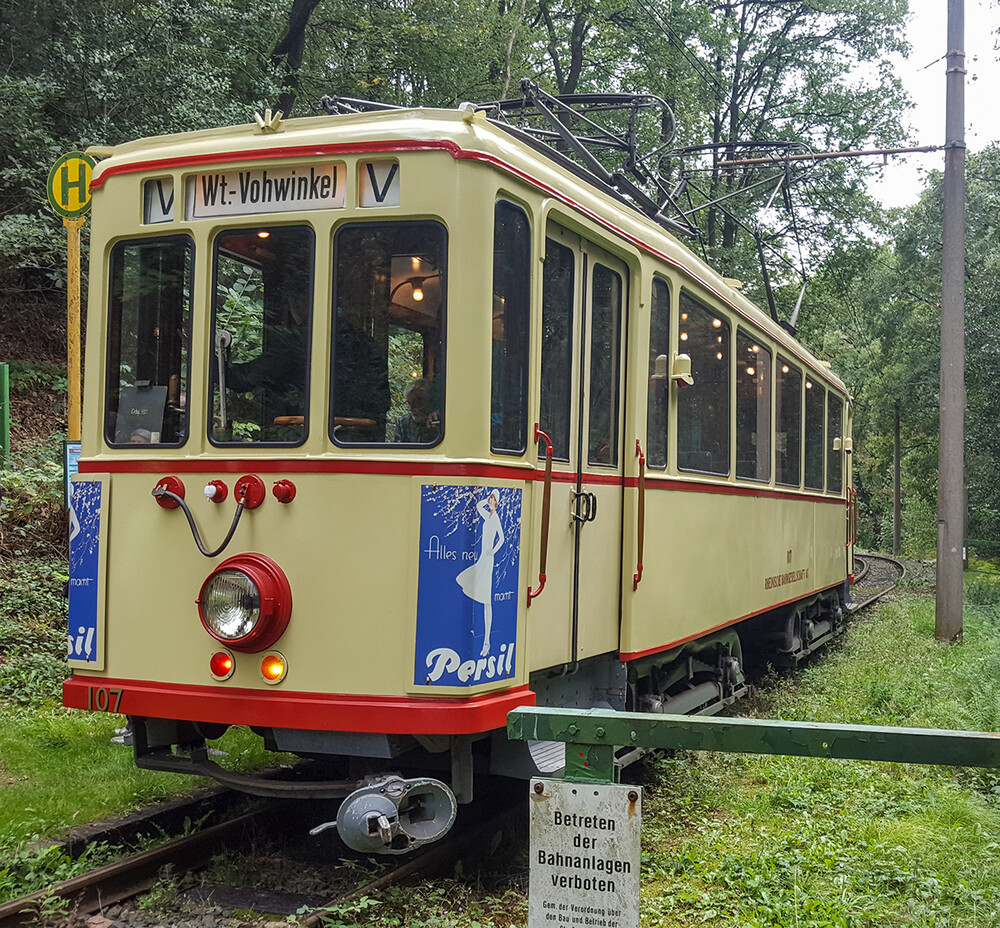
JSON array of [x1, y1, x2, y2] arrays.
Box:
[[0, 362, 9, 467], [65, 216, 86, 443], [936, 0, 966, 642]]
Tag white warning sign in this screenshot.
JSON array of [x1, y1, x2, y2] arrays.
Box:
[[529, 779, 641, 928]]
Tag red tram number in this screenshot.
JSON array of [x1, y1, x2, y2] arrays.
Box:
[[86, 686, 124, 713]]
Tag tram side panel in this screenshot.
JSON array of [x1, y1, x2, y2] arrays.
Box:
[[620, 485, 845, 660]]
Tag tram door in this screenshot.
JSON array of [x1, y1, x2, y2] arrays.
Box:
[[529, 226, 627, 669]]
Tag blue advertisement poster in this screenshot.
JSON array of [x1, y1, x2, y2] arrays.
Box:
[[68, 479, 103, 663], [414, 485, 522, 687]]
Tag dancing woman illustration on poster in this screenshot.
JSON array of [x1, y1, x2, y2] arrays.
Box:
[[456, 490, 505, 656]]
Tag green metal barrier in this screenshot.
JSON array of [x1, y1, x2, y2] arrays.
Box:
[[0, 362, 9, 468], [507, 706, 1000, 784]]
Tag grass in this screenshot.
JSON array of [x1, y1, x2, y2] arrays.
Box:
[[637, 575, 1000, 927], [0, 551, 280, 902]]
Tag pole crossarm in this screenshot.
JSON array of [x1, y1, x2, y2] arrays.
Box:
[[508, 707, 1000, 783]]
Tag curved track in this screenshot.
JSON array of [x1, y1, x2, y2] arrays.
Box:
[[851, 553, 905, 610]]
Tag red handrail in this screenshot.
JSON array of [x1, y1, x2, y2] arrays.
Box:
[[633, 439, 646, 590], [528, 424, 553, 604]]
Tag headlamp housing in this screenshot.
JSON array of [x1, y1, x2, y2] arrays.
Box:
[[197, 553, 291, 652]]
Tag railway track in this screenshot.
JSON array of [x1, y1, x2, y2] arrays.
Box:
[[0, 785, 523, 927], [851, 552, 906, 610]]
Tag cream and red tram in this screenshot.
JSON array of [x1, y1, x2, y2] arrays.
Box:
[[65, 98, 853, 852]]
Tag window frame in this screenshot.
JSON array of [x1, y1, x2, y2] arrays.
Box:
[[490, 199, 532, 456], [104, 233, 195, 449], [328, 219, 448, 449], [645, 276, 671, 471], [803, 375, 826, 491], [676, 291, 731, 477], [538, 233, 576, 463], [776, 356, 803, 488], [735, 328, 772, 483], [208, 223, 316, 449]]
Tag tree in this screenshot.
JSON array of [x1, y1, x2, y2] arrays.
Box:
[[681, 0, 912, 292]]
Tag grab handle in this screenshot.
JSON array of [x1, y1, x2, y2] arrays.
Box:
[[528, 424, 553, 605], [633, 440, 646, 590]]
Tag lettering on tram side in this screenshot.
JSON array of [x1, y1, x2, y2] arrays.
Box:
[[186, 163, 347, 218], [414, 485, 522, 687], [529, 780, 641, 928], [763, 566, 809, 590], [143, 177, 175, 223], [86, 686, 124, 713], [359, 161, 400, 207]]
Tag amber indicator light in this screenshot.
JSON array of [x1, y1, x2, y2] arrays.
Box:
[[260, 653, 286, 684]]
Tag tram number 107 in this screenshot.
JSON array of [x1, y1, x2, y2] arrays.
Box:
[[86, 686, 124, 713]]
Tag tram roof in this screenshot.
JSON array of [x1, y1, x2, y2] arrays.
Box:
[[90, 107, 847, 395]]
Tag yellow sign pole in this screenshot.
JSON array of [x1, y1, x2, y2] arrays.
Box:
[[47, 151, 95, 444], [64, 216, 86, 442]]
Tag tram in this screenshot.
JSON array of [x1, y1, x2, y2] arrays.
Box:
[[64, 91, 853, 853]]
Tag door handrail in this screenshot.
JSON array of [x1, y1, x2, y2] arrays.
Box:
[[528, 424, 554, 605], [633, 439, 646, 590]]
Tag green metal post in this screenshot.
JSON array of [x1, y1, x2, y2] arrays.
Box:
[[0, 362, 9, 468]]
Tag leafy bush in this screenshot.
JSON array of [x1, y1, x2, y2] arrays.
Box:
[[6, 361, 68, 396], [0, 435, 67, 555], [0, 556, 68, 708]]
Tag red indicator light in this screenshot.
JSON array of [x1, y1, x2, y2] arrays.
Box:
[[210, 650, 235, 680], [260, 653, 286, 683]]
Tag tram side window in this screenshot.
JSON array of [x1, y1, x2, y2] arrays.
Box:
[[776, 357, 802, 486], [332, 221, 446, 445], [804, 378, 826, 490], [492, 201, 531, 454], [828, 395, 844, 493], [588, 264, 623, 466], [211, 226, 314, 445], [736, 330, 771, 481], [106, 237, 192, 446], [539, 237, 574, 461], [677, 293, 730, 476], [646, 278, 670, 469]]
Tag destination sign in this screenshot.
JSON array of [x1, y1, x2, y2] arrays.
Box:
[[187, 163, 346, 218], [529, 779, 641, 928]]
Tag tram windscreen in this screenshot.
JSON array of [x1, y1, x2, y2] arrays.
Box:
[[105, 237, 192, 446], [210, 226, 314, 445], [331, 222, 446, 445]]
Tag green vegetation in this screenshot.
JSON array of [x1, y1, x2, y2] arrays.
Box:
[[0, 491, 278, 904], [638, 577, 1000, 927]]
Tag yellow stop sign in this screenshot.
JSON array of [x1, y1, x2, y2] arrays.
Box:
[[47, 151, 96, 218]]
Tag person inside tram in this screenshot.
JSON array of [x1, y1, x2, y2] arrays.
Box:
[[393, 378, 439, 443]]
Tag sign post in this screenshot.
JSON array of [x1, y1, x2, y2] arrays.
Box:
[[47, 151, 95, 443]]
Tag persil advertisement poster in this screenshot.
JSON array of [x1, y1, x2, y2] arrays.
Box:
[[414, 485, 521, 687]]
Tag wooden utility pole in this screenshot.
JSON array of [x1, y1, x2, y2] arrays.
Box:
[[936, 0, 966, 642], [892, 403, 903, 555]]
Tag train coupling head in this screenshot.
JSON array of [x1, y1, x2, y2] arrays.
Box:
[[311, 774, 457, 854]]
